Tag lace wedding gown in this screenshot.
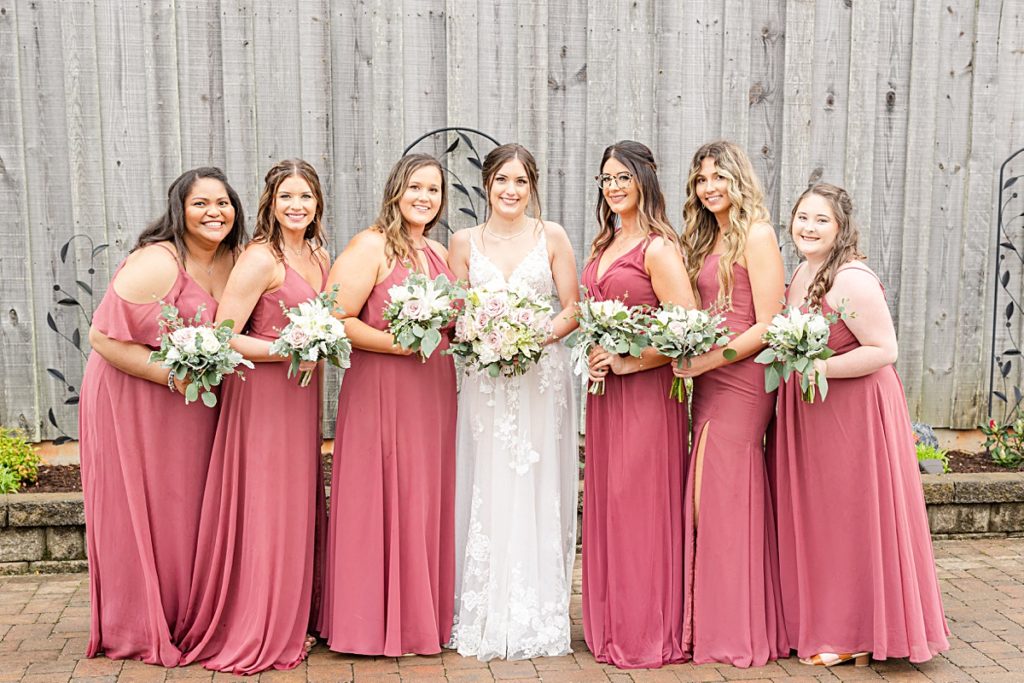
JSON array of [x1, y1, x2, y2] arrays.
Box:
[[450, 230, 579, 661]]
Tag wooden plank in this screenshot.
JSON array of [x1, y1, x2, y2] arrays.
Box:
[[369, 0, 404, 195], [546, 0, 590, 263], [618, 1, 656, 142], [747, 0, 786, 224], [0, 0, 37, 434], [778, 0, 816, 271], [807, 0, 851, 187], [55, 0, 115, 440], [252, 0, 302, 167], [950, 0, 1001, 427], [16, 0, 79, 440], [583, 0, 618, 257], [218, 0, 259, 213], [868, 0, 913, 295], [918, 0, 977, 426], [843, 0, 879, 256], [653, 1, 687, 231], [720, 0, 752, 148], [174, 0, 226, 169], [515, 0, 548, 171], [894, 1, 944, 419], [678, 0, 723, 149], [327, 0, 372, 249], [142, 0, 182, 194], [298, 0, 333, 227]]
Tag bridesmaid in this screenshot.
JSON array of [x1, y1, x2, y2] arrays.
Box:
[[319, 154, 458, 655], [675, 140, 788, 667], [583, 141, 695, 669], [79, 167, 245, 665], [774, 184, 949, 666], [177, 159, 329, 674]]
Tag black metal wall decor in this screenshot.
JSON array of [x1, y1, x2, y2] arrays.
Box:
[[989, 147, 1024, 422], [403, 127, 501, 234]]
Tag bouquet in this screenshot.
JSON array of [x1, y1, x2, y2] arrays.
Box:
[[149, 303, 252, 407], [569, 291, 650, 395], [383, 272, 461, 361], [754, 306, 839, 403], [269, 285, 352, 387], [646, 304, 733, 402], [448, 282, 553, 378]]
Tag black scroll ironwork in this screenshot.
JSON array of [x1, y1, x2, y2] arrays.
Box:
[[989, 147, 1024, 421]]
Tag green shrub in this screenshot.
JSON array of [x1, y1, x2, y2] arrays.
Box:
[[980, 417, 1024, 467], [0, 466, 20, 494], [0, 427, 41, 489], [915, 443, 950, 473]]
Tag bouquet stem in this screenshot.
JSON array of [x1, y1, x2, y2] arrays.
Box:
[[802, 383, 815, 403], [669, 376, 686, 403], [299, 369, 314, 387], [588, 378, 606, 396]]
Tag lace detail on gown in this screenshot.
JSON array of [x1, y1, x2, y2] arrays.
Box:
[[451, 230, 578, 660]]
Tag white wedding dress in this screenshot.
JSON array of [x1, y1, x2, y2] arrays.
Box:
[[449, 230, 579, 661]]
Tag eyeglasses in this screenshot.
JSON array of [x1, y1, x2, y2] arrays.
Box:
[[594, 172, 634, 189]]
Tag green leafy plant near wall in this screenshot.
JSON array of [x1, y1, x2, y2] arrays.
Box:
[[0, 427, 42, 493]]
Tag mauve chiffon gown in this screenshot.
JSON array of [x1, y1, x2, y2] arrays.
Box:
[[682, 254, 788, 667], [773, 279, 950, 662], [319, 246, 457, 656], [79, 251, 218, 665], [177, 263, 327, 675], [580, 239, 688, 669]]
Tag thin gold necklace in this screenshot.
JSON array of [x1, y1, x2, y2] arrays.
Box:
[[484, 220, 530, 241]]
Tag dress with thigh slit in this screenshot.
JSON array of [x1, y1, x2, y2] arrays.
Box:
[[580, 238, 688, 669], [682, 253, 788, 667]]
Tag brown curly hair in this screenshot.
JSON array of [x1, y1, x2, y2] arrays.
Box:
[[790, 183, 866, 309]]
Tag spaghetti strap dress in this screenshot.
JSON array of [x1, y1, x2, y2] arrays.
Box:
[[319, 246, 458, 656], [79, 253, 218, 666], [773, 276, 950, 662], [682, 254, 788, 667], [177, 262, 328, 675], [579, 239, 688, 669]]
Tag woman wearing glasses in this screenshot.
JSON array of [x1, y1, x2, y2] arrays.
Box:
[[582, 141, 695, 669], [675, 140, 788, 667]]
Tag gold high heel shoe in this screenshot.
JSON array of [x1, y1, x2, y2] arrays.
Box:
[[799, 651, 870, 667]]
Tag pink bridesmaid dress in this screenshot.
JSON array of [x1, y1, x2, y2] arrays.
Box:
[[319, 246, 457, 656], [177, 263, 327, 675], [682, 254, 788, 667], [773, 273, 950, 662], [78, 250, 218, 666], [580, 239, 688, 669]]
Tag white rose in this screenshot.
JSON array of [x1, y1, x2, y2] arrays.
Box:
[[199, 329, 222, 354]]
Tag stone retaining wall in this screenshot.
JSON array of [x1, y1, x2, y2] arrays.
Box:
[[2, 471, 1022, 575], [0, 493, 87, 575]]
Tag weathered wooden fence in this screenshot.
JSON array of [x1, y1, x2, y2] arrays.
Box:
[[1, 0, 1022, 438]]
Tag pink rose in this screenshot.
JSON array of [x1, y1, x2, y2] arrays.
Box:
[[402, 299, 425, 320], [482, 295, 509, 320], [286, 327, 311, 348]]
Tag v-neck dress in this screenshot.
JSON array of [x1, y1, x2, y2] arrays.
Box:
[[79, 251, 219, 666], [178, 262, 328, 675], [579, 239, 688, 669], [319, 246, 458, 656]]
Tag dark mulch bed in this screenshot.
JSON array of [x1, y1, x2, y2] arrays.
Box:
[[21, 465, 83, 493], [15, 450, 1024, 495], [946, 450, 1024, 474]]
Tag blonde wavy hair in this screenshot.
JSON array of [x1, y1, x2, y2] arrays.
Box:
[[372, 154, 447, 271], [682, 140, 771, 305], [790, 183, 866, 310], [589, 140, 680, 259]]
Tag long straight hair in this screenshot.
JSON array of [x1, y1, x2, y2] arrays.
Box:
[[790, 183, 866, 309], [681, 140, 771, 305], [251, 159, 327, 261], [133, 167, 247, 262], [589, 140, 679, 259]]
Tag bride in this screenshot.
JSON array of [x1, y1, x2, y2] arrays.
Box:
[[446, 143, 580, 660]]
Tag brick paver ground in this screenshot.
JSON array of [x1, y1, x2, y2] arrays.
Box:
[[1, 537, 1022, 682]]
